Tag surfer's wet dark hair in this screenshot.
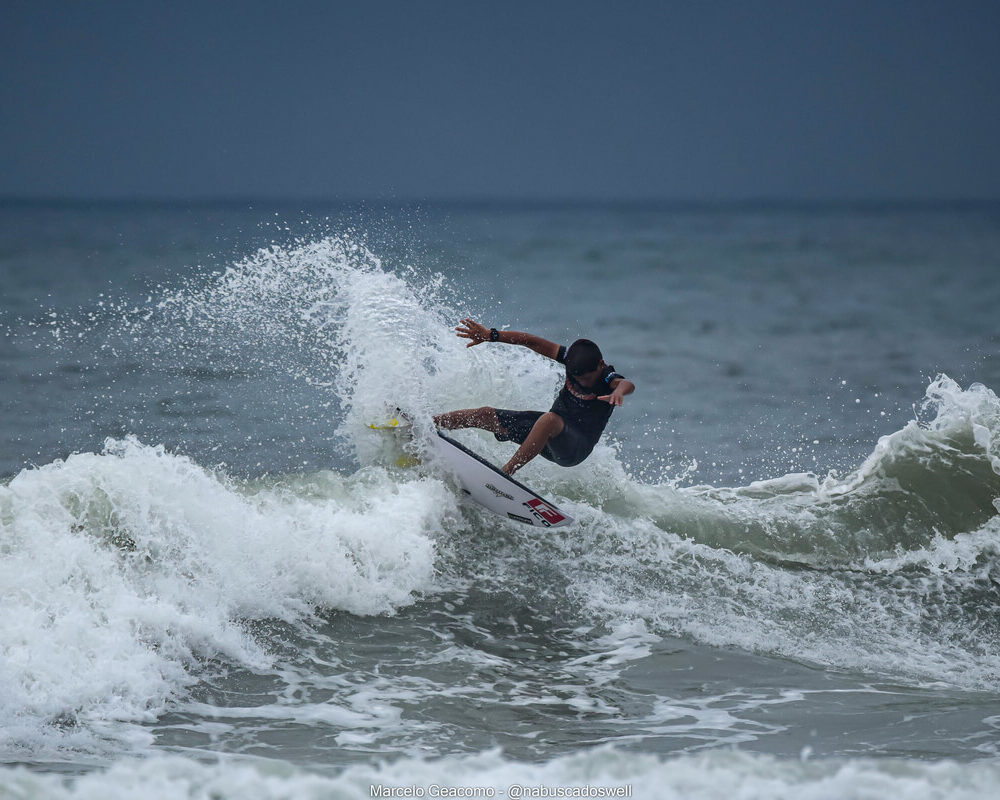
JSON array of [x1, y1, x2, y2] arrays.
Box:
[[564, 339, 602, 375]]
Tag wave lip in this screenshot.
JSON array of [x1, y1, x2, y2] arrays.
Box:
[[610, 376, 1000, 569]]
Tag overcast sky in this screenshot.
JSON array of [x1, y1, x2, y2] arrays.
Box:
[[2, 0, 998, 201]]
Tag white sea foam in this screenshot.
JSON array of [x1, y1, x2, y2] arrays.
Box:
[[0, 437, 451, 753], [146, 235, 564, 466], [1, 749, 999, 800]]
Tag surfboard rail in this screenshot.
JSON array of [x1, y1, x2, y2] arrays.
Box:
[[368, 413, 573, 527], [432, 431, 573, 528]]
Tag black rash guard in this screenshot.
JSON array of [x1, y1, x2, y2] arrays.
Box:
[[493, 345, 626, 467], [550, 344, 624, 445]]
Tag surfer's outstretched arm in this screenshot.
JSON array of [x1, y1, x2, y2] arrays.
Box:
[[598, 378, 636, 407], [455, 318, 560, 360]]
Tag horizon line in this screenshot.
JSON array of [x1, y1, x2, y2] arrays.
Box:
[[2, 194, 999, 209]]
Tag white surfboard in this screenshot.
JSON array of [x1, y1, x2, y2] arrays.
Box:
[[368, 416, 573, 527], [431, 431, 574, 528]]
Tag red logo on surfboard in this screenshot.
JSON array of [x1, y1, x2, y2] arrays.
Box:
[[524, 498, 567, 527]]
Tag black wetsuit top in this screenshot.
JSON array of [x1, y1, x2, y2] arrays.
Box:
[[549, 344, 625, 449], [494, 345, 626, 467]]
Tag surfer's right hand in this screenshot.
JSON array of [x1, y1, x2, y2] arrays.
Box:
[[456, 318, 491, 347]]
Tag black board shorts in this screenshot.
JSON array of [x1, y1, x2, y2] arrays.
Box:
[[493, 408, 594, 467]]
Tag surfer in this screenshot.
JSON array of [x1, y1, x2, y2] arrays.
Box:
[[434, 319, 635, 475]]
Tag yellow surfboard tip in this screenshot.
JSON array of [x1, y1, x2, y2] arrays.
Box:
[[368, 417, 403, 430]]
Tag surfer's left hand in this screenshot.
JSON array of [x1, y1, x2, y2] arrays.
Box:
[[598, 391, 625, 406], [456, 318, 491, 347]]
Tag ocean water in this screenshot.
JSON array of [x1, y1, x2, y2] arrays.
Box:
[[1, 199, 1000, 798]]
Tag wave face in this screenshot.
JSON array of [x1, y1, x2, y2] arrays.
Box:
[[436, 375, 1000, 691], [2, 214, 1000, 784]]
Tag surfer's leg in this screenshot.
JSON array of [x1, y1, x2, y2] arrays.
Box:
[[433, 407, 504, 434], [502, 412, 564, 475]]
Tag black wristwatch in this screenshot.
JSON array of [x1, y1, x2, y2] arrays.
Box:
[[489, 327, 499, 342]]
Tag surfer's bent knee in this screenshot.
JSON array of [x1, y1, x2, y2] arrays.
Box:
[[537, 411, 565, 437]]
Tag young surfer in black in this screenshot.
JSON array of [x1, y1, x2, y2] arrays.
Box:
[[434, 318, 635, 475]]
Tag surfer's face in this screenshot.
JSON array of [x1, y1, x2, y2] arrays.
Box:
[[569, 360, 605, 390]]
